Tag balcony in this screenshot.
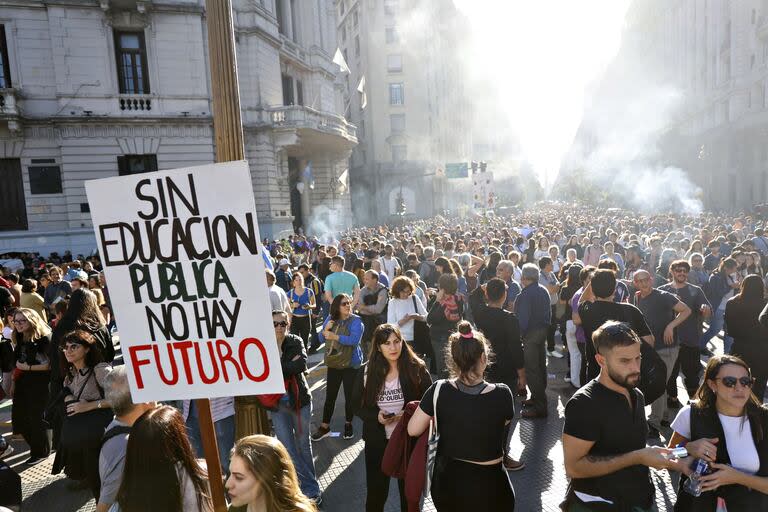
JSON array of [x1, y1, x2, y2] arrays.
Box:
[[0, 89, 21, 133], [266, 105, 357, 150], [118, 95, 152, 112]]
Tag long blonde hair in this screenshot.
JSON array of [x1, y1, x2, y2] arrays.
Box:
[[13, 307, 51, 341], [230, 435, 316, 512]]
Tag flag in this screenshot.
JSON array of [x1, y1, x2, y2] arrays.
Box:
[[357, 75, 367, 109], [303, 161, 315, 190], [338, 168, 349, 193], [261, 243, 273, 271], [333, 48, 350, 74]]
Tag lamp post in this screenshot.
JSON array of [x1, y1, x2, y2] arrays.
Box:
[[203, 1, 270, 503]]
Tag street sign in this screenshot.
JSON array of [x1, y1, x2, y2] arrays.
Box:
[[85, 160, 285, 403], [445, 162, 468, 179]]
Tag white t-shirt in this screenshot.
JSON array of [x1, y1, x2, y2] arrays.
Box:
[[380, 256, 400, 283], [377, 377, 404, 439], [387, 296, 427, 342], [671, 405, 760, 475]]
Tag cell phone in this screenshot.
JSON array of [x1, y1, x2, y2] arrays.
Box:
[[383, 412, 396, 419]]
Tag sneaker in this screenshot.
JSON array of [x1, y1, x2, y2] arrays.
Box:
[[547, 350, 564, 359], [343, 422, 354, 440], [311, 425, 331, 442], [503, 455, 525, 471], [25, 456, 46, 466], [0, 440, 13, 460]]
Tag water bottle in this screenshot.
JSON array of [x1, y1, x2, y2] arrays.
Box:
[[683, 458, 711, 497]]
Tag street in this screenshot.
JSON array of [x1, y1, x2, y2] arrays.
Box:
[[1, 331, 695, 511]]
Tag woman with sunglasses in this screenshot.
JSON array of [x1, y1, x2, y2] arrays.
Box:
[[668, 355, 768, 510], [351, 324, 431, 511], [52, 329, 113, 498], [10, 307, 52, 465], [311, 293, 364, 442]]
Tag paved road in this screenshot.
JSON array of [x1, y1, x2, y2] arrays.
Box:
[[3, 332, 707, 511]]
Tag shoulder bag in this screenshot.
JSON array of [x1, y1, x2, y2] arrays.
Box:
[[324, 319, 355, 369], [425, 379, 444, 493]]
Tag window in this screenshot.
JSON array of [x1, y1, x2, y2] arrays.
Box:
[[276, 0, 285, 35], [339, 0, 345, 17], [296, 80, 304, 106], [389, 83, 404, 105], [282, 74, 294, 105], [29, 163, 62, 194], [384, 0, 397, 16], [117, 154, 158, 176], [114, 31, 149, 94], [0, 25, 11, 88], [355, 36, 360, 57], [352, 10, 358, 29], [392, 145, 406, 162], [385, 27, 398, 44], [390, 113, 405, 133], [387, 54, 402, 72], [341, 25, 347, 42]]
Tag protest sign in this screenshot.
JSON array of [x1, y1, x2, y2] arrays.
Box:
[[85, 160, 284, 402]]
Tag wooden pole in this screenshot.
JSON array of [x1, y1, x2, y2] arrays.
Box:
[[199, 2, 270, 511]]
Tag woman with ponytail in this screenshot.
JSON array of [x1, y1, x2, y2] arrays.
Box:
[[407, 321, 516, 511]]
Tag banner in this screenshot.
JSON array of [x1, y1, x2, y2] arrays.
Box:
[[85, 161, 284, 402]]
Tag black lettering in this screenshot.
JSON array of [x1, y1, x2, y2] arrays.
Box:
[[136, 179, 159, 220]]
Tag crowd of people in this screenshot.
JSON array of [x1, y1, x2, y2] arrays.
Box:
[[4, 202, 768, 510]]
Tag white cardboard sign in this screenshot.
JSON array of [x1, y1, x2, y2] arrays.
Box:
[[85, 161, 284, 402]]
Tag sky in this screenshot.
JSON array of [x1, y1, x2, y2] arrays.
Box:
[[452, 0, 631, 187]]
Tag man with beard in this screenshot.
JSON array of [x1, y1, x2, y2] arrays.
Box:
[[578, 269, 653, 382], [562, 321, 682, 511]]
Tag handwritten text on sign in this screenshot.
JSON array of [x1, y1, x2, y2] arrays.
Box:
[[86, 161, 284, 402]]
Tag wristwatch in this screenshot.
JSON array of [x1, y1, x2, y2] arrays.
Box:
[[97, 401, 102, 409]]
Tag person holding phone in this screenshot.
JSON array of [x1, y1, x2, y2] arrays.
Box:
[[352, 324, 431, 511]]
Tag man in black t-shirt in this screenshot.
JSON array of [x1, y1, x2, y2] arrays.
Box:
[[562, 321, 682, 511], [578, 270, 653, 383]]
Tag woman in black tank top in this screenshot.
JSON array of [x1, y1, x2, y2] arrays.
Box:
[[408, 321, 516, 511]]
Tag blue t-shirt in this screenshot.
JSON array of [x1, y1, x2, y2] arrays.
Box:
[[325, 270, 359, 298], [288, 288, 314, 316]]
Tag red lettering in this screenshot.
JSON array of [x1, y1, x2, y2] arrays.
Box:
[[128, 344, 153, 389], [216, 339, 242, 381], [152, 344, 179, 385], [193, 340, 220, 384], [239, 337, 270, 382], [173, 341, 194, 384]]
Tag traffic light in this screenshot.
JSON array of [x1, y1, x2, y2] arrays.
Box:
[[480, 161, 487, 173], [471, 161, 478, 174]]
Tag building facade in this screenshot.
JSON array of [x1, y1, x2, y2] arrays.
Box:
[[0, 0, 355, 255], [335, 0, 471, 225], [564, 0, 768, 211]]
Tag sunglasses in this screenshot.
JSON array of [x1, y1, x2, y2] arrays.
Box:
[[715, 376, 755, 388], [273, 321, 288, 328], [60, 343, 84, 352]]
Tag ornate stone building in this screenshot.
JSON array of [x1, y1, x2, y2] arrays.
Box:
[[0, 0, 356, 254]]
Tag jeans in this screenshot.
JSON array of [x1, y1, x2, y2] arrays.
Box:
[[271, 403, 321, 498], [700, 308, 733, 353], [523, 327, 548, 413], [648, 346, 680, 430], [547, 305, 559, 351], [291, 315, 312, 349], [185, 401, 236, 475], [666, 345, 701, 399], [322, 367, 359, 424], [565, 321, 581, 388]]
